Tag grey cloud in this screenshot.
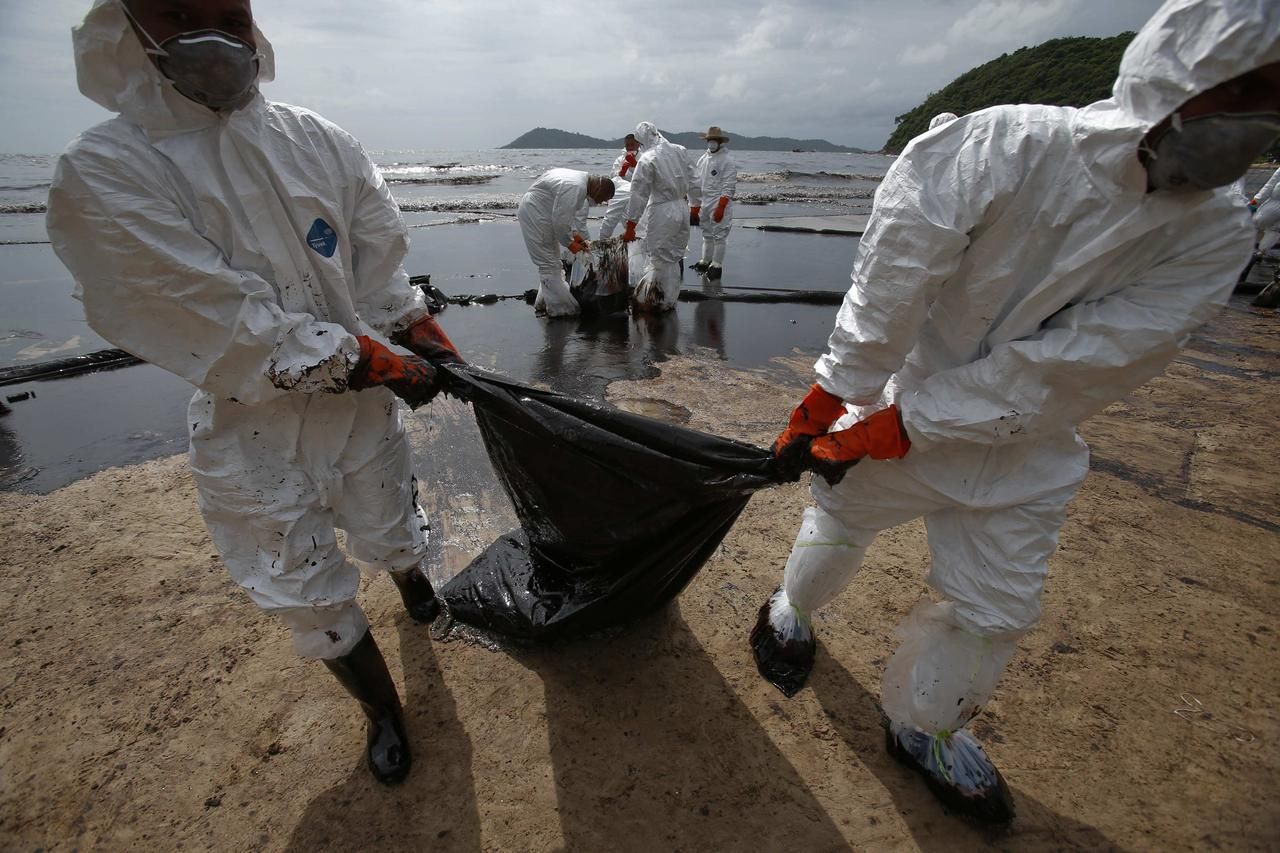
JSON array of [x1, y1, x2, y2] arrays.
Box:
[[1, 0, 1165, 154]]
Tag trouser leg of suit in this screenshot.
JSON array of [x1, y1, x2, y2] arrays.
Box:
[[332, 396, 431, 578], [192, 389, 428, 659], [781, 453, 1081, 727], [707, 207, 733, 268]]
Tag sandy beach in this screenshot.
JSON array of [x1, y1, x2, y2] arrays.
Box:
[[1, 297, 1277, 852]]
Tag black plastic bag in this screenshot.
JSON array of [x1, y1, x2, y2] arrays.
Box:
[[437, 363, 783, 642]]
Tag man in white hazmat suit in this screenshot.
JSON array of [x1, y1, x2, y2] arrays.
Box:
[[517, 168, 615, 317], [1250, 165, 1280, 250], [621, 121, 696, 312], [613, 133, 641, 180], [689, 126, 738, 280], [1237, 165, 1280, 283], [750, 0, 1280, 824], [46, 0, 469, 786]]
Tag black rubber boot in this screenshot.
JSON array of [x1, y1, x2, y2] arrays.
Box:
[[391, 567, 441, 624], [749, 586, 816, 697], [884, 721, 1015, 825], [323, 630, 412, 785], [706, 264, 723, 280]]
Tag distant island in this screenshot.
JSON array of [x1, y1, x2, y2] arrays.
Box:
[[500, 127, 867, 153]]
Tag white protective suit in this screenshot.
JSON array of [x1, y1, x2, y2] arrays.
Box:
[[46, 0, 434, 660], [565, 200, 592, 290], [624, 122, 695, 311], [612, 148, 638, 180], [776, 0, 1269, 738], [691, 145, 738, 271], [1252, 166, 1280, 251], [599, 177, 648, 288], [928, 112, 959, 129], [518, 168, 592, 317]]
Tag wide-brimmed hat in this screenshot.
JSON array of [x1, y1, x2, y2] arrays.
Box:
[[698, 126, 730, 142]]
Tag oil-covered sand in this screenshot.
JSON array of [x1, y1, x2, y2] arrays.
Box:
[[1, 300, 1277, 851]]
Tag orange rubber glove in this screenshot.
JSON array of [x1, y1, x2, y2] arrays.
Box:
[[808, 405, 910, 485], [619, 152, 637, 178], [622, 220, 638, 243], [690, 206, 701, 226], [774, 384, 846, 451], [348, 335, 441, 409], [391, 314, 464, 365], [713, 196, 730, 223], [568, 233, 588, 255]]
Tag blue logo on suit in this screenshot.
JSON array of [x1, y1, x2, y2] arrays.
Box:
[[306, 218, 338, 257]]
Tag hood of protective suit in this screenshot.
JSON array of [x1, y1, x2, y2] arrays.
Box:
[[72, 0, 276, 134], [634, 121, 666, 150], [1074, 0, 1280, 192]]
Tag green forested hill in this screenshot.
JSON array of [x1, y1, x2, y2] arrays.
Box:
[[884, 33, 1134, 152]]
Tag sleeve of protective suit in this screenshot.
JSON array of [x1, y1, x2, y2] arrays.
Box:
[[1256, 167, 1280, 204], [550, 177, 588, 249], [47, 140, 359, 404], [348, 142, 430, 338], [625, 157, 653, 223], [815, 130, 998, 405], [721, 155, 738, 199], [599, 185, 630, 238], [571, 199, 591, 240], [900, 224, 1248, 451], [688, 153, 706, 207]]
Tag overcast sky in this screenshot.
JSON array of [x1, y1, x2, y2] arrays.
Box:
[[0, 0, 1166, 154]]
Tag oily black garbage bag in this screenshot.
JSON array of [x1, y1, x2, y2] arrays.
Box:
[[436, 363, 783, 642], [570, 236, 629, 318]]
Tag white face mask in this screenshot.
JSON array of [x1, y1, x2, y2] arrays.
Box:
[[707, 141, 722, 153], [121, 2, 262, 112], [1144, 111, 1280, 192]]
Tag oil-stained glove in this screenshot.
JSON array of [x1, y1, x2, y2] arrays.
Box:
[[713, 196, 730, 223], [771, 384, 847, 480], [622, 220, 638, 243], [391, 314, 465, 365], [808, 405, 910, 486], [568, 233, 589, 255], [690, 206, 701, 226], [348, 335, 441, 409]]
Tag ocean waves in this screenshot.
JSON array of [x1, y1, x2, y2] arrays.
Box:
[[738, 169, 884, 184], [0, 202, 47, 214]]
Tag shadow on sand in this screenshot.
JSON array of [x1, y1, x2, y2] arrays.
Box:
[[810, 646, 1132, 852], [283, 616, 482, 852], [517, 604, 848, 852]]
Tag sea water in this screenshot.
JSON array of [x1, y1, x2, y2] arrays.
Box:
[[0, 148, 890, 491]]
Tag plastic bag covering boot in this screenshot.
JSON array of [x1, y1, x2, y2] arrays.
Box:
[[749, 586, 813, 697], [534, 273, 579, 318], [391, 567, 440, 624], [886, 722, 1014, 824], [322, 629, 411, 785], [436, 362, 786, 641], [751, 506, 867, 695], [881, 601, 1019, 823]]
